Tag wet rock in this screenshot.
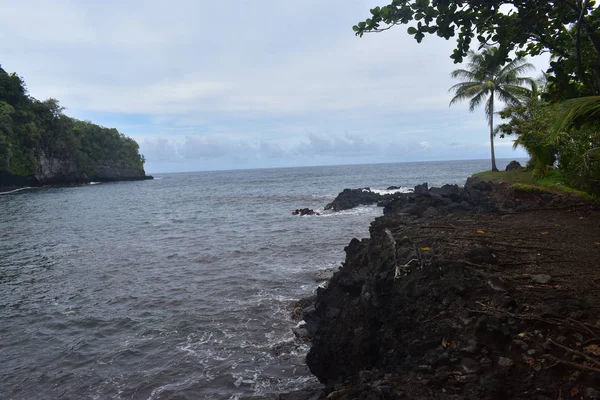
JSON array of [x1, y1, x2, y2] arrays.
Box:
[[293, 208, 319, 216], [278, 389, 323, 400], [316, 268, 337, 281], [324, 188, 381, 211], [292, 326, 311, 341]]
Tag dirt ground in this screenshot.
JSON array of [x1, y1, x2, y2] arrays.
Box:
[[416, 201, 600, 314]]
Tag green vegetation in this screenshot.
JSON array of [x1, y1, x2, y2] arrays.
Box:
[[355, 1, 600, 196], [0, 65, 145, 181], [449, 47, 533, 172], [511, 183, 554, 194], [473, 170, 595, 199], [353, 1, 600, 96]]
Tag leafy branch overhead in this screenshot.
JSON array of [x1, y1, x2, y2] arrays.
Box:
[[353, 0, 600, 95]]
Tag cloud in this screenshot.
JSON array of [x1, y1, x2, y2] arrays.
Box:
[[0, 0, 540, 172]]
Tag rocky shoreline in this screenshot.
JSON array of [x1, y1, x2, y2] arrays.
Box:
[[286, 178, 600, 399], [0, 173, 153, 193]]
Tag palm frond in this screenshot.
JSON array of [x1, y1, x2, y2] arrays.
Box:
[[449, 83, 485, 107], [550, 96, 600, 141], [469, 90, 489, 113], [497, 85, 531, 105], [450, 69, 478, 80]]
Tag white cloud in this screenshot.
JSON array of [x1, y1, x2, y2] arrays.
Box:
[[0, 0, 541, 171]]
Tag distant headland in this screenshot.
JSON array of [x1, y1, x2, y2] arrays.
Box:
[[0, 65, 151, 191]]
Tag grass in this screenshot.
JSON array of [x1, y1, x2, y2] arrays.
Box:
[[472, 169, 595, 200]]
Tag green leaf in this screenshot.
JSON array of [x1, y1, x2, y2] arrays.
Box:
[[407, 26, 418, 35]]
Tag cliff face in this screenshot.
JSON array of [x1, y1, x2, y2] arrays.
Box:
[[1, 151, 150, 188], [1, 66, 150, 189], [35, 151, 88, 184]]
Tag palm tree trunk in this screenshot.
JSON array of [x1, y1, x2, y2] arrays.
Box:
[[489, 93, 498, 172]]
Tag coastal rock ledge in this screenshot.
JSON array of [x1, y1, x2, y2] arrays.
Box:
[[302, 180, 600, 399], [1, 152, 152, 190]]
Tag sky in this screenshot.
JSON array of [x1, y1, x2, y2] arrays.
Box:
[[0, 1, 549, 173]]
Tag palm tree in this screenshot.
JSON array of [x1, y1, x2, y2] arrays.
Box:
[[449, 47, 534, 171]]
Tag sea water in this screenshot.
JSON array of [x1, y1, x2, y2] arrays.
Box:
[[0, 159, 521, 399]]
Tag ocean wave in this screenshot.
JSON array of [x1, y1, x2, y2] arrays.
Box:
[[363, 187, 413, 195], [0, 187, 33, 195], [317, 204, 381, 217]]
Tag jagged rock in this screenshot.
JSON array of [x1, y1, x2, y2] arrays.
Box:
[[465, 177, 492, 192], [497, 357, 514, 368], [293, 208, 319, 216], [505, 160, 523, 171], [315, 268, 337, 281], [430, 184, 460, 199], [324, 188, 382, 211], [278, 389, 323, 400], [414, 182, 429, 195]]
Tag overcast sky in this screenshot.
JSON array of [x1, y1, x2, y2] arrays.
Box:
[[1, 1, 548, 173]]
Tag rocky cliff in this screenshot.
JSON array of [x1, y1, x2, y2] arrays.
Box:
[[303, 180, 600, 399], [1, 151, 151, 189]]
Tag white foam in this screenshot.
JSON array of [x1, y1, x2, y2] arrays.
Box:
[[89, 182, 101, 185], [0, 187, 32, 195], [318, 204, 381, 217], [368, 187, 413, 195]]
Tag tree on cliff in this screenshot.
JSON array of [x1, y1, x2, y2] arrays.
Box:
[[353, 0, 600, 96], [0, 65, 146, 182], [449, 47, 533, 171]]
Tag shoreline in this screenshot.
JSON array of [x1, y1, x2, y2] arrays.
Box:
[[294, 178, 600, 399], [0, 175, 154, 194]]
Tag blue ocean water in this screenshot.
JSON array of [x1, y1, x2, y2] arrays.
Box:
[[0, 159, 522, 399]]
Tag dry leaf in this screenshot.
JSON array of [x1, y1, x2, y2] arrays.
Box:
[[584, 343, 600, 356], [541, 232, 549, 235], [476, 230, 485, 234], [442, 337, 457, 350], [521, 354, 537, 367], [558, 389, 563, 400], [518, 332, 528, 338], [420, 247, 431, 251], [571, 384, 580, 397]]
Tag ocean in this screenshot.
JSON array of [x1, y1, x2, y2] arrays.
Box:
[[0, 159, 521, 399]]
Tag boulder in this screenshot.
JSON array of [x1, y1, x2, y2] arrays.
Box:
[[292, 208, 318, 216], [324, 188, 382, 211], [505, 160, 523, 171]]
